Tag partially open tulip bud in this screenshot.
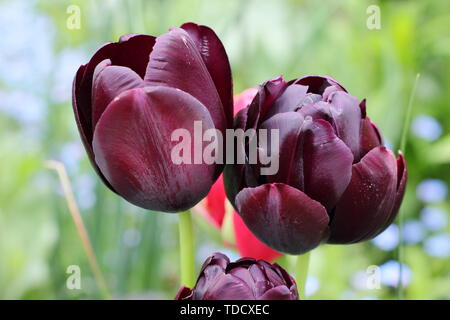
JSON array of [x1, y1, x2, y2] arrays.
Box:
[[72, 23, 233, 212], [224, 75, 407, 254], [175, 253, 298, 300]]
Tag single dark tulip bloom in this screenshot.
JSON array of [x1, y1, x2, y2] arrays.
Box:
[[72, 23, 233, 212], [224, 75, 407, 254], [175, 252, 298, 300]]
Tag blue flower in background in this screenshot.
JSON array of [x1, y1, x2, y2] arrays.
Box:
[[380, 260, 412, 288], [421, 206, 448, 231], [403, 220, 426, 245], [424, 234, 450, 258], [371, 224, 399, 251], [0, 0, 54, 89], [0, 90, 45, 125], [412, 115, 442, 142], [416, 179, 448, 203]]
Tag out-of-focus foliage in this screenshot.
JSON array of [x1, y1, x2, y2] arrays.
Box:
[[0, 0, 449, 299]]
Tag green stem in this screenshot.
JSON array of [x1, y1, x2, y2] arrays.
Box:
[[178, 210, 195, 288], [396, 73, 420, 299], [295, 252, 311, 300]]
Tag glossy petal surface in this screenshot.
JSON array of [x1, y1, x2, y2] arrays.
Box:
[[91, 59, 144, 129], [144, 27, 225, 133], [181, 22, 233, 125], [235, 183, 330, 254], [176, 252, 297, 300], [74, 34, 155, 142], [328, 146, 398, 243], [92, 86, 215, 212]]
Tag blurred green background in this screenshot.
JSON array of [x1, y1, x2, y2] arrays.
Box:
[[0, 0, 449, 299]]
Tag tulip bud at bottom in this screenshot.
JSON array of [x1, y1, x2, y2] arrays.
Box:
[[175, 252, 298, 300]]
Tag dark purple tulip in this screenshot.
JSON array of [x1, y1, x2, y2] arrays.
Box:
[[224, 75, 407, 254], [175, 252, 298, 300], [72, 23, 233, 212]]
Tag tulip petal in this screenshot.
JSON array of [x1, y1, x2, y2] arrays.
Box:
[[73, 34, 155, 143], [377, 152, 408, 233], [235, 183, 330, 254], [181, 22, 233, 126], [91, 59, 144, 129], [92, 86, 216, 212], [261, 112, 305, 189], [174, 286, 193, 300], [194, 257, 229, 299], [72, 65, 115, 191], [233, 211, 282, 262], [296, 74, 347, 97], [202, 274, 255, 300], [258, 286, 296, 300], [359, 116, 383, 161], [245, 76, 288, 131], [328, 146, 398, 244], [326, 91, 362, 159], [302, 119, 354, 210], [144, 27, 226, 133], [298, 91, 362, 161], [264, 84, 308, 119], [261, 115, 353, 211]]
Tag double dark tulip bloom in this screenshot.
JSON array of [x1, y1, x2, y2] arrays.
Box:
[[175, 253, 298, 300], [73, 21, 407, 257], [224, 75, 407, 254], [72, 23, 232, 212]]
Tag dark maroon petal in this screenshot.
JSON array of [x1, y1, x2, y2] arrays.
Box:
[[186, 252, 297, 300], [144, 27, 226, 133], [258, 286, 296, 300], [174, 286, 193, 300], [91, 59, 144, 129], [295, 74, 347, 97], [223, 106, 256, 206], [202, 274, 254, 300], [92, 86, 216, 212], [181, 22, 233, 126], [359, 116, 383, 161], [235, 183, 330, 254], [74, 35, 155, 143], [245, 76, 288, 132], [328, 146, 398, 244], [272, 263, 297, 291], [224, 164, 244, 210], [228, 266, 272, 298], [261, 112, 305, 189], [105, 33, 156, 77], [326, 91, 362, 159], [359, 98, 367, 118], [200, 252, 230, 273], [256, 261, 284, 287], [377, 152, 408, 233], [72, 65, 115, 192], [264, 84, 308, 119], [297, 100, 334, 123], [302, 119, 354, 211], [194, 265, 228, 299], [119, 33, 140, 42], [261, 115, 353, 210]]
